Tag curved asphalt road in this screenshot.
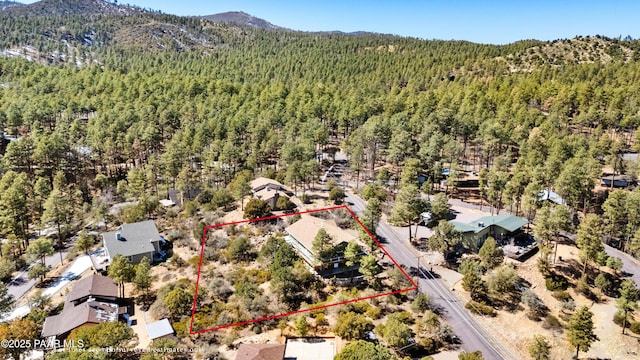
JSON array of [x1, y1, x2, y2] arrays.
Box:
[[346, 191, 516, 360], [8, 247, 69, 301], [604, 245, 640, 286]]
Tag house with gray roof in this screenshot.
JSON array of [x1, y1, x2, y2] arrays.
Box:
[[102, 220, 164, 265], [450, 214, 528, 252]]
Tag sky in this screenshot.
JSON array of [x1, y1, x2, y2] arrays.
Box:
[[19, 0, 640, 44]]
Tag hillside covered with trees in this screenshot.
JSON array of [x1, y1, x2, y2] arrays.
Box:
[[2, 0, 640, 358]]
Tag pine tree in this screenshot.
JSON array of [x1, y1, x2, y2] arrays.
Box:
[[617, 279, 639, 334], [529, 335, 551, 360], [576, 214, 604, 277], [567, 306, 597, 358]]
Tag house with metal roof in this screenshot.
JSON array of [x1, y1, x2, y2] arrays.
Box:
[[102, 220, 165, 265], [537, 189, 566, 205], [450, 214, 528, 252], [146, 319, 174, 341]]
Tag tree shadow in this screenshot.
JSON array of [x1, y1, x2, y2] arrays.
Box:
[[552, 258, 583, 282]]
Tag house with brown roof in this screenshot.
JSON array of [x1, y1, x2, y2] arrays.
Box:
[[41, 274, 127, 342], [235, 343, 286, 360], [284, 215, 362, 278], [251, 177, 294, 209], [66, 272, 118, 306]]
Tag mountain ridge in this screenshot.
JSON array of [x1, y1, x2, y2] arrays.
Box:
[[199, 11, 281, 30], [0, 0, 147, 17]]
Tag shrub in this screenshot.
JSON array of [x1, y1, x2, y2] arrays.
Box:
[[196, 189, 213, 204], [243, 198, 271, 219], [301, 193, 311, 204], [187, 256, 201, 268], [575, 276, 589, 295], [387, 311, 414, 325], [184, 200, 198, 217], [522, 289, 547, 318], [333, 312, 374, 340], [630, 321, 640, 335], [275, 196, 296, 211], [545, 273, 568, 291], [541, 314, 563, 331], [465, 300, 495, 316], [419, 338, 439, 354], [552, 290, 572, 302], [366, 306, 382, 320], [411, 293, 431, 312], [594, 273, 613, 294], [329, 187, 345, 204], [560, 299, 576, 313], [613, 311, 625, 327]]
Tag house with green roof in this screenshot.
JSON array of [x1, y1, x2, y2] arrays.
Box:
[[450, 214, 528, 252]]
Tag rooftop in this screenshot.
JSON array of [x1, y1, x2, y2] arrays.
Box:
[[251, 177, 292, 195], [537, 189, 565, 205], [67, 274, 118, 303], [103, 220, 160, 258], [251, 177, 283, 190], [450, 214, 528, 234], [146, 318, 174, 340], [284, 215, 357, 255], [254, 187, 287, 201], [236, 343, 286, 360], [41, 300, 122, 338], [284, 338, 336, 360]]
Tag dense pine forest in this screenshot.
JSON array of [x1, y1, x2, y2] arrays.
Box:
[[2, 6, 640, 242], [2, 1, 640, 358]]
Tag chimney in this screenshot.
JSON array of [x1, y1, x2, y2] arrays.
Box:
[[116, 232, 122, 241]]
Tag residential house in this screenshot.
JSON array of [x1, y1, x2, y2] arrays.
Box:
[[284, 215, 361, 278], [251, 177, 294, 209], [102, 220, 166, 265], [537, 189, 566, 205], [166, 187, 201, 206], [236, 343, 286, 360], [41, 274, 127, 341], [449, 214, 528, 252], [601, 174, 634, 188]]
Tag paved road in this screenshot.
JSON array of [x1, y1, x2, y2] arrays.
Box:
[[604, 245, 640, 286], [7, 246, 69, 301], [346, 191, 515, 360]]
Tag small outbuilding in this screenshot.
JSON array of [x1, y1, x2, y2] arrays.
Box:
[[146, 319, 174, 341]]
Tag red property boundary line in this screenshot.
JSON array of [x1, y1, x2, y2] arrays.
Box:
[[189, 205, 417, 334]]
